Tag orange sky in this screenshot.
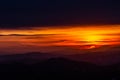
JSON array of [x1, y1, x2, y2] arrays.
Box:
[[0, 25, 120, 54]]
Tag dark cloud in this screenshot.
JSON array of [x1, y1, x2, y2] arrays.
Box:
[[0, 34, 60, 36], [24, 34, 61, 39], [0, 0, 119, 29], [101, 33, 120, 36], [27, 40, 68, 44]]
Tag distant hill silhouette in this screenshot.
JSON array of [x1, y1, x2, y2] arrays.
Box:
[[1, 51, 120, 65], [0, 52, 57, 64], [37, 57, 99, 72], [0, 52, 120, 79], [0, 57, 109, 80], [0, 56, 120, 79], [64, 51, 120, 65]]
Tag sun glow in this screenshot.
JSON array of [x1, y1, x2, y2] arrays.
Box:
[[0, 25, 120, 51], [84, 35, 102, 42], [79, 34, 103, 49]]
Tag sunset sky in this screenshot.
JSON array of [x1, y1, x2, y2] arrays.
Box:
[[0, 25, 120, 54], [0, 0, 120, 55]]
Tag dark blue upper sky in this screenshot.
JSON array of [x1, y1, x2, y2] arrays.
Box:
[[0, 0, 119, 29]]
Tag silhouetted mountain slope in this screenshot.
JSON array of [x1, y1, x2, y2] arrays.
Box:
[[0, 52, 57, 64], [33, 57, 100, 72], [1, 50, 120, 66], [0, 57, 119, 80], [65, 51, 120, 65]]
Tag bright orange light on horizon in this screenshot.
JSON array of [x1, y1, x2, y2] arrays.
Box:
[[0, 25, 120, 51]]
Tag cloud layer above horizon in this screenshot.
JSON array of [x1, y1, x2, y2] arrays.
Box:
[[0, 25, 120, 54]]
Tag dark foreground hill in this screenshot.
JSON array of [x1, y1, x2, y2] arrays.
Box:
[[0, 57, 119, 80], [0, 52, 120, 80]]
